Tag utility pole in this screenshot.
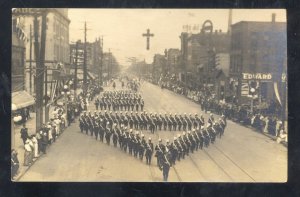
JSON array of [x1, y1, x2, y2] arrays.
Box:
[[33, 15, 40, 130], [83, 22, 88, 95], [44, 65, 49, 122], [40, 12, 47, 124], [35, 11, 47, 130], [74, 41, 79, 98], [29, 24, 32, 95]]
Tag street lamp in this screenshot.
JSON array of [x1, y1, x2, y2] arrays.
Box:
[[61, 84, 70, 114]]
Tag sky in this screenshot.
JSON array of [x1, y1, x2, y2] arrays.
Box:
[[68, 9, 286, 68]]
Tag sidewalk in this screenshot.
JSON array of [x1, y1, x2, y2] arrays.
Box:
[[12, 88, 87, 181], [156, 82, 288, 148], [12, 112, 39, 181]]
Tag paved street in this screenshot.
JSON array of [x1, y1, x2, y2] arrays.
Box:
[[19, 80, 287, 182]]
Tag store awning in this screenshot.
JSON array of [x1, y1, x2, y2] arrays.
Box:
[[12, 90, 35, 110]]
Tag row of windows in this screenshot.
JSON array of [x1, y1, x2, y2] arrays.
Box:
[[53, 16, 68, 45], [54, 44, 69, 62], [230, 55, 242, 73]]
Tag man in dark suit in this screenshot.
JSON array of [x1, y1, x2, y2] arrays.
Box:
[[20, 124, 29, 145], [145, 138, 153, 165]]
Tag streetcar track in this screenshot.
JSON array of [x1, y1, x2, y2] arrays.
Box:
[[202, 148, 234, 181], [172, 166, 183, 182], [188, 154, 208, 180], [114, 81, 249, 182], [148, 164, 156, 181], [147, 85, 207, 181], [156, 83, 231, 181], [212, 144, 256, 182]]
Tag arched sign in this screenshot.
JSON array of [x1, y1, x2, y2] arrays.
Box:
[[201, 20, 213, 34]]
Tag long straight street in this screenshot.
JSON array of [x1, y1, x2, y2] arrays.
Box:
[[19, 80, 287, 182]]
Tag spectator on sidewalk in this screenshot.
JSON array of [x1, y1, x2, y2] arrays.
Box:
[[25, 107, 31, 120], [67, 109, 72, 126], [40, 132, 48, 154], [263, 116, 269, 133], [277, 129, 287, 144], [21, 109, 26, 124], [31, 134, 39, 158], [276, 120, 283, 137], [24, 140, 33, 166], [54, 118, 61, 135], [51, 125, 57, 143], [47, 124, 53, 145], [20, 124, 28, 145], [11, 149, 19, 179], [61, 117, 66, 131], [36, 131, 42, 155], [27, 137, 34, 161]]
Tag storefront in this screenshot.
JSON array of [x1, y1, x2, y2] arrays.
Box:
[[12, 90, 35, 125]]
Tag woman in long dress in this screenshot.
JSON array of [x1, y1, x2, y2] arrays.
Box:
[[263, 116, 269, 133], [31, 135, 39, 157], [24, 140, 32, 166], [28, 138, 35, 161]]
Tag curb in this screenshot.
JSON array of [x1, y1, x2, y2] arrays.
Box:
[[13, 124, 72, 181], [13, 153, 42, 181], [238, 124, 287, 148], [158, 85, 288, 148]]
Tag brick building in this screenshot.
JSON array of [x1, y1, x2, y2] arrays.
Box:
[[69, 38, 102, 81], [166, 48, 181, 74], [229, 14, 287, 105], [21, 8, 71, 95], [180, 23, 230, 88]]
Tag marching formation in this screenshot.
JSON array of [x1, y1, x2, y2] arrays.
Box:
[[79, 110, 220, 134], [78, 109, 227, 181], [94, 90, 145, 111]]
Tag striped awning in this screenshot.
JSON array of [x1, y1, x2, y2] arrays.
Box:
[[12, 90, 35, 110]]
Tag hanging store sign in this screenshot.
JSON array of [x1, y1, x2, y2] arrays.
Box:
[[242, 73, 273, 81], [241, 82, 249, 96]]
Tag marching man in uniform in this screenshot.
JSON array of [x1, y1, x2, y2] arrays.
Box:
[[145, 137, 153, 165]]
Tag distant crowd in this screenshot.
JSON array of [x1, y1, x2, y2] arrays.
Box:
[[146, 75, 287, 141]]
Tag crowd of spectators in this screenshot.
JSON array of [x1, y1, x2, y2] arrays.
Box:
[[146, 75, 287, 142]]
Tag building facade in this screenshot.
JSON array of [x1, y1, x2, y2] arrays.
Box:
[[69, 38, 102, 81], [12, 20, 26, 93], [152, 54, 166, 81], [22, 8, 70, 95], [214, 53, 230, 101], [166, 48, 181, 74], [229, 14, 287, 106], [180, 22, 230, 88], [11, 14, 35, 115]]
